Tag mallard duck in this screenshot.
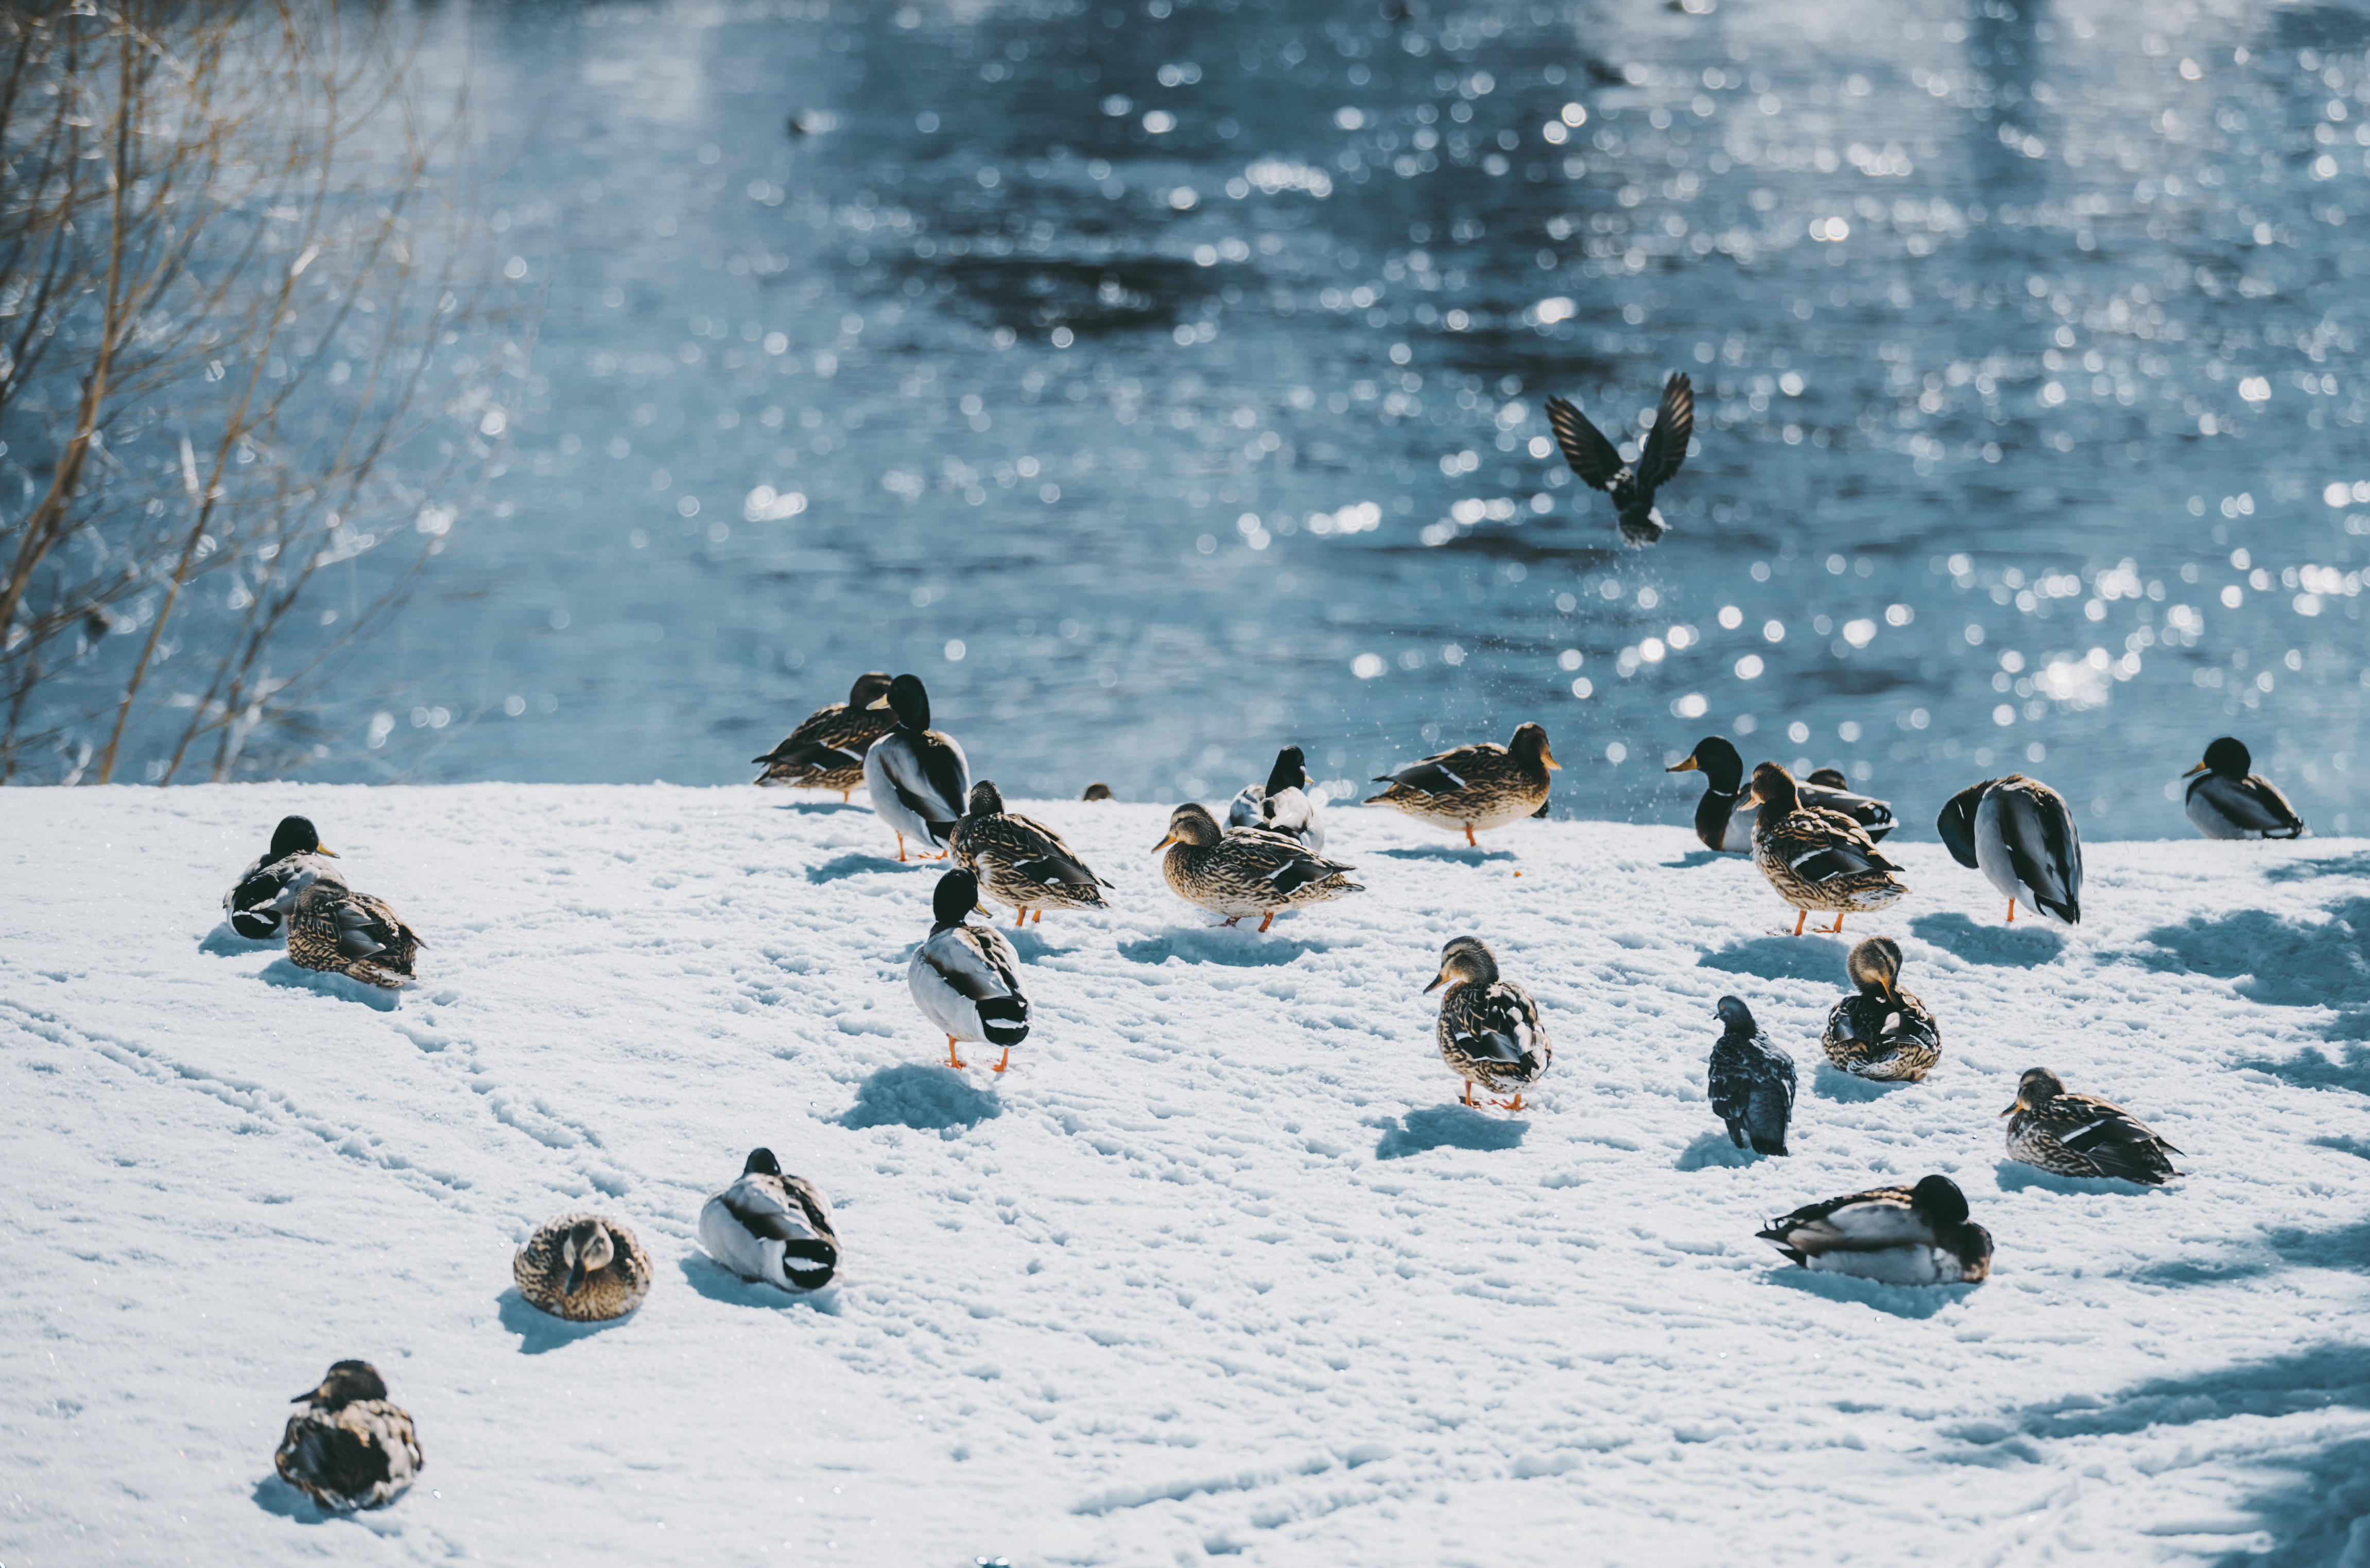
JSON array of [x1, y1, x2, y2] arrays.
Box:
[[859, 673, 970, 861], [2003, 1067, 2181, 1183], [1936, 775, 2081, 925], [1745, 762, 1908, 935], [1424, 936, 1551, 1111], [1153, 803, 1362, 931], [223, 815, 337, 939], [951, 780, 1112, 926], [2183, 736, 2305, 840], [752, 671, 895, 797], [286, 865, 424, 989], [1708, 996, 1795, 1154], [275, 1361, 422, 1512], [1545, 372, 1694, 547], [698, 1148, 840, 1291], [1080, 781, 1114, 802], [1227, 745, 1326, 852], [1756, 1175, 1993, 1284], [1366, 723, 1558, 846], [1667, 738, 1893, 853], [908, 868, 1030, 1072], [1821, 937, 1941, 1082], [514, 1213, 652, 1321]]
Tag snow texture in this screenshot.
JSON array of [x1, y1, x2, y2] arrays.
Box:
[[6, 786, 2370, 1564]]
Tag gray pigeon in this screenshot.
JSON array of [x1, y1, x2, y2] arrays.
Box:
[[1708, 995, 1796, 1155]]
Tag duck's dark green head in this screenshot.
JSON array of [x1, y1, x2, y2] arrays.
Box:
[[296, 1359, 387, 1408], [1264, 746, 1312, 798], [1935, 779, 2000, 870], [1807, 767, 1849, 791], [870, 673, 932, 730], [268, 815, 334, 859], [1081, 782, 1114, 802], [743, 1147, 783, 1177], [930, 868, 985, 929], [1908, 1174, 1970, 1228], [2188, 736, 2251, 779], [1669, 737, 1743, 794]]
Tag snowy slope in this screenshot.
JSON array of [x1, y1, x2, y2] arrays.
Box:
[[5, 786, 2369, 1566]]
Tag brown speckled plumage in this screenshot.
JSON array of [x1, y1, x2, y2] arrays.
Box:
[[752, 672, 896, 796], [1365, 723, 1558, 844], [951, 781, 1111, 924], [286, 873, 423, 989], [2003, 1067, 2181, 1184], [274, 1361, 422, 1512], [1154, 803, 1361, 931], [1427, 937, 1551, 1108], [1746, 763, 1907, 933], [513, 1213, 652, 1321], [1820, 937, 1941, 1082]]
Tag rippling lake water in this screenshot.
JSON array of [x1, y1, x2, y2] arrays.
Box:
[[359, 0, 2370, 833]]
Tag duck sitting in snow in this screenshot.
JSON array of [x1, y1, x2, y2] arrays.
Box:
[[513, 1213, 652, 1321], [1936, 775, 2082, 925], [275, 1360, 422, 1512], [862, 673, 971, 862], [1745, 762, 1907, 935], [1667, 738, 1894, 853], [1227, 745, 1326, 851], [1080, 782, 1114, 802], [951, 780, 1112, 926], [2002, 1067, 2181, 1184], [286, 864, 424, 989], [2183, 736, 2305, 840], [1366, 723, 1558, 845], [223, 815, 337, 939], [1708, 996, 1795, 1155], [908, 868, 1030, 1072], [1821, 937, 1941, 1083], [1425, 936, 1551, 1111], [1756, 1175, 1993, 1285], [752, 671, 895, 798], [699, 1148, 840, 1291], [1153, 803, 1362, 932]]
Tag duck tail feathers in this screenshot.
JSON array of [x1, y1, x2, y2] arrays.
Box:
[[976, 995, 1029, 1045]]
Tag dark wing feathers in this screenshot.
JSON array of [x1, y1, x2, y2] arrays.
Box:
[[720, 1186, 809, 1245], [753, 738, 863, 770], [1544, 396, 1626, 490], [916, 734, 967, 825], [1635, 374, 1694, 490], [2244, 775, 2306, 835]]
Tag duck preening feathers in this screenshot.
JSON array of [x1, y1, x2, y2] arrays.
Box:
[[285, 864, 424, 989], [907, 868, 1030, 1071], [224, 815, 337, 939], [1821, 937, 1942, 1083], [699, 1148, 841, 1291], [952, 781, 1112, 926], [1545, 372, 1694, 547], [2183, 737, 2305, 840], [1745, 762, 1907, 934], [1227, 745, 1326, 852], [275, 1361, 422, 1512], [1756, 1175, 1993, 1285], [1366, 723, 1558, 846], [1425, 936, 1552, 1112], [1667, 738, 1894, 853], [752, 672, 895, 797], [1154, 803, 1362, 931], [1708, 996, 1795, 1155], [861, 674, 971, 862], [2003, 1068, 2181, 1183], [1937, 774, 2082, 925], [513, 1213, 652, 1321]]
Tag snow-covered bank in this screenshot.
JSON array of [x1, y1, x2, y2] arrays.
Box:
[[6, 786, 2369, 1565]]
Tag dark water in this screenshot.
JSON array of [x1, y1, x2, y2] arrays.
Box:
[[362, 0, 2369, 834]]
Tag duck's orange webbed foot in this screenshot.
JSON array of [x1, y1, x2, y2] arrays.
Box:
[[991, 1047, 1012, 1074], [1256, 911, 1275, 933], [1464, 826, 1478, 847], [1032, 909, 1043, 924], [1013, 908, 1028, 929], [1492, 1093, 1529, 1112], [2005, 899, 2018, 924], [1461, 1081, 1478, 1107], [1792, 908, 1808, 936], [896, 834, 910, 863], [945, 1037, 967, 1070], [1825, 912, 1847, 934]]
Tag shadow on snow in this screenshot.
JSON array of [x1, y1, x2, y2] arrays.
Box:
[[257, 959, 402, 1012], [496, 1286, 633, 1353], [1760, 1268, 1973, 1320], [676, 1253, 841, 1315], [1697, 934, 1849, 985], [1908, 912, 2065, 968], [2139, 897, 2370, 1041], [1372, 1104, 1527, 1160], [840, 1062, 1001, 1132], [1117, 930, 1325, 967]]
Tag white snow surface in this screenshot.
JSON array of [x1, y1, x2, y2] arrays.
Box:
[[6, 786, 2370, 1565]]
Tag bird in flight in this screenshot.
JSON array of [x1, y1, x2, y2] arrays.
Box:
[[1545, 372, 1694, 546]]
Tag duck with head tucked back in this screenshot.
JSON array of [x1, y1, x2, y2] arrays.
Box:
[[1366, 723, 1559, 846], [861, 673, 971, 862], [275, 1360, 422, 1512], [1744, 762, 1907, 935], [752, 671, 896, 798], [223, 815, 338, 939], [1153, 803, 1362, 932], [1821, 937, 1941, 1082], [2182, 736, 2305, 840], [1936, 774, 2081, 925], [1424, 936, 1551, 1111], [1756, 1175, 1993, 1285], [1227, 745, 1326, 852]]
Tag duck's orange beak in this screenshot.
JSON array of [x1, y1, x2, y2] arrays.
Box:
[[2000, 1098, 2026, 1118], [1667, 755, 1699, 774], [1423, 971, 1447, 995], [1542, 743, 1561, 771], [2181, 759, 2208, 777], [1150, 832, 1177, 854]]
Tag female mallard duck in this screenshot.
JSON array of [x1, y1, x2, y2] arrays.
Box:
[[1153, 803, 1362, 932], [752, 671, 895, 798], [1708, 996, 1796, 1154], [861, 673, 971, 862], [514, 1213, 652, 1321], [951, 780, 1112, 926], [1936, 775, 2081, 925], [2003, 1067, 2181, 1183], [2183, 736, 2305, 840], [698, 1148, 840, 1291], [286, 865, 424, 989], [1227, 745, 1326, 852], [1080, 782, 1114, 802], [1821, 937, 1941, 1082], [275, 1361, 422, 1512], [1668, 738, 1893, 853], [908, 868, 1030, 1072], [1424, 936, 1551, 1111], [1745, 762, 1908, 935], [223, 815, 337, 939], [1756, 1175, 1993, 1284], [1366, 723, 1558, 845]]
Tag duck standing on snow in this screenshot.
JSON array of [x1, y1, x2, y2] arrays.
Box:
[[1366, 723, 1559, 846], [514, 1213, 652, 1321], [699, 1148, 841, 1290], [275, 1361, 422, 1512], [2003, 1067, 2182, 1183], [752, 671, 895, 798], [1821, 937, 1942, 1083], [2183, 737, 2305, 840], [1545, 372, 1694, 547], [1153, 803, 1362, 932], [223, 815, 337, 939], [1708, 996, 1795, 1155], [1936, 775, 2082, 925], [1424, 936, 1552, 1111], [860, 673, 970, 862], [1666, 737, 1894, 853], [1745, 762, 1908, 935], [1756, 1175, 1993, 1284], [952, 780, 1112, 926], [286, 864, 425, 989], [1227, 745, 1326, 851], [908, 868, 1030, 1072]]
